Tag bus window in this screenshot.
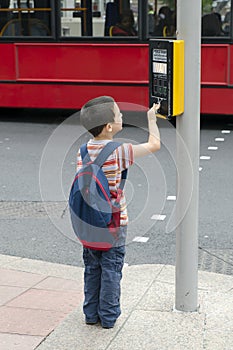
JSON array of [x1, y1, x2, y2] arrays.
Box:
[[147, 1, 176, 38], [0, 1, 11, 33], [60, 0, 139, 38], [202, 0, 231, 36], [0, 0, 52, 37]]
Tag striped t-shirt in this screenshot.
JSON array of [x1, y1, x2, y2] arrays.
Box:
[[76, 139, 134, 226]]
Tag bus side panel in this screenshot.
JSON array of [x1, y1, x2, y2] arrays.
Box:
[[0, 83, 148, 110], [15, 43, 148, 83], [0, 44, 16, 80], [201, 88, 233, 115], [229, 44, 233, 86], [0, 43, 149, 109], [201, 43, 233, 114], [201, 44, 229, 85]]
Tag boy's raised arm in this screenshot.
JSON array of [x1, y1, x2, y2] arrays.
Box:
[[132, 104, 161, 158]]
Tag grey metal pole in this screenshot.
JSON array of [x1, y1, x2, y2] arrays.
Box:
[[175, 0, 201, 311]]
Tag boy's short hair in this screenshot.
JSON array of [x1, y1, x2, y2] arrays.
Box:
[[80, 96, 115, 137]]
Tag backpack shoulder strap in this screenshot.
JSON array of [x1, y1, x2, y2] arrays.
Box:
[[80, 144, 91, 165], [94, 142, 122, 167], [80, 142, 128, 190], [94, 142, 128, 190]]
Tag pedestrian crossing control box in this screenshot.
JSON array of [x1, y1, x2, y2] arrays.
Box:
[[149, 39, 184, 119]]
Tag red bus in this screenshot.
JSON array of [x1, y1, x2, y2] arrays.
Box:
[[0, 0, 232, 114]]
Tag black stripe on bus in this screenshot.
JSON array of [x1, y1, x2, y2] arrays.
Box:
[[0, 80, 148, 87]]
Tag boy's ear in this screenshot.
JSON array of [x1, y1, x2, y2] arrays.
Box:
[[106, 123, 113, 132]]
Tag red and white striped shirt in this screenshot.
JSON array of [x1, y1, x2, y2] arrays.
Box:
[[76, 139, 134, 226]]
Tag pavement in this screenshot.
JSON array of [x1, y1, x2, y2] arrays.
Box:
[[0, 254, 233, 350]]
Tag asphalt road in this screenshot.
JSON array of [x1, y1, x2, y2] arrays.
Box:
[[0, 109, 233, 275]]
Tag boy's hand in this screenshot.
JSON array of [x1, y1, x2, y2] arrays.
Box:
[[147, 103, 161, 121]]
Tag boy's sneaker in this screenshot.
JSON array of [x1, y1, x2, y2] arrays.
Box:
[[85, 317, 99, 325], [101, 323, 115, 329]]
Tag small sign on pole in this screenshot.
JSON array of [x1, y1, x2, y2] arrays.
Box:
[[149, 39, 184, 120]]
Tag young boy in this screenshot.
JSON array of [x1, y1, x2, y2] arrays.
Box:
[[77, 96, 160, 329]]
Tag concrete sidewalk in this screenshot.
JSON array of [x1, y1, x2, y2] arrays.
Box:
[[0, 254, 232, 350]]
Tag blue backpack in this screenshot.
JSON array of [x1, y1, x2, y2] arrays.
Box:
[[69, 142, 128, 251]]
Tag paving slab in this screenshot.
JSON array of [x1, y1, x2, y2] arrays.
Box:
[[0, 286, 28, 306], [1, 256, 83, 281], [108, 310, 205, 350], [138, 280, 175, 311], [6, 288, 82, 312], [0, 306, 67, 336], [0, 254, 85, 347], [33, 276, 81, 291], [204, 330, 233, 350], [121, 264, 164, 312], [198, 270, 233, 292], [201, 290, 233, 332], [0, 333, 43, 350], [0, 254, 22, 266], [0, 267, 46, 287]]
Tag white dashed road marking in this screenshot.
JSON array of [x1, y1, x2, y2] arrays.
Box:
[[200, 156, 211, 160], [208, 146, 218, 150], [151, 214, 166, 221], [167, 196, 176, 201], [215, 138, 225, 142], [133, 236, 149, 243]]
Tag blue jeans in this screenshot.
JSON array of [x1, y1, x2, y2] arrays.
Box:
[[83, 245, 125, 328]]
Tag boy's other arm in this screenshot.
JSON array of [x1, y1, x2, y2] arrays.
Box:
[[132, 104, 161, 158]]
